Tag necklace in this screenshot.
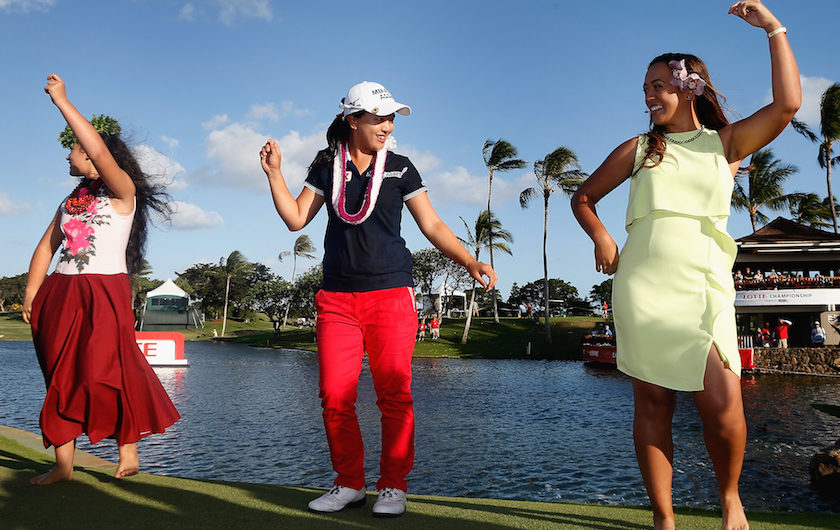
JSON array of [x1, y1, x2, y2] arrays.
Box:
[[331, 143, 387, 225], [64, 179, 103, 214], [663, 126, 705, 144]]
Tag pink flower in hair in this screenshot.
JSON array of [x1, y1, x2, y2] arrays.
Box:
[[669, 59, 688, 88], [669, 59, 706, 96], [685, 73, 706, 95]]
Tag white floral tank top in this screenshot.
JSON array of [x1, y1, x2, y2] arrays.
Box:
[[54, 185, 135, 275]]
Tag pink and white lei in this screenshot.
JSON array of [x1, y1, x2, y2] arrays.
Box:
[[331, 143, 388, 225]]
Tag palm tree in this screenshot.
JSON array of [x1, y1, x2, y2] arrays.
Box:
[[482, 139, 526, 323], [520, 147, 587, 344], [731, 148, 798, 233], [220, 250, 252, 337], [791, 83, 840, 232], [788, 193, 835, 229], [282, 235, 317, 328], [458, 210, 513, 344]]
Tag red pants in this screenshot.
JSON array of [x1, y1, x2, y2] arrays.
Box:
[[315, 287, 418, 491]]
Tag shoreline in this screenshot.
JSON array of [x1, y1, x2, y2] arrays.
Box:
[[2, 424, 838, 529]]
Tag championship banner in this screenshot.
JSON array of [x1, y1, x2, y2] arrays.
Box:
[[735, 289, 840, 307], [135, 331, 189, 366]]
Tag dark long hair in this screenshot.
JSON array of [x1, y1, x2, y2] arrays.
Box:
[[99, 133, 171, 276], [308, 111, 365, 169], [638, 53, 729, 172]]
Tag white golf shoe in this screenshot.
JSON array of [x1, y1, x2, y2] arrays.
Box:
[[372, 487, 406, 517], [307, 485, 366, 513]]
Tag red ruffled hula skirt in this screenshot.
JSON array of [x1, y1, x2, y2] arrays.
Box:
[[30, 273, 180, 448]]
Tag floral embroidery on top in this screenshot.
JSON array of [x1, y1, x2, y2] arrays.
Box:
[[59, 189, 112, 272]]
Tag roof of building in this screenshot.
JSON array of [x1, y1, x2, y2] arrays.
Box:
[[737, 217, 840, 243]]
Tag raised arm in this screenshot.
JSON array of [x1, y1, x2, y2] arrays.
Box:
[[719, 0, 801, 165], [44, 74, 135, 202], [405, 192, 497, 290], [22, 208, 64, 323], [571, 137, 638, 275], [260, 139, 324, 231]]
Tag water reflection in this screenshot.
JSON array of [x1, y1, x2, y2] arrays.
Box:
[[1, 340, 838, 512]]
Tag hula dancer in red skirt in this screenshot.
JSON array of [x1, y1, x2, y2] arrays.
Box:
[[261, 81, 496, 517], [22, 74, 180, 485]]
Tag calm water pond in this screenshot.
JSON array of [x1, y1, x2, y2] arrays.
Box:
[[2, 340, 839, 512]]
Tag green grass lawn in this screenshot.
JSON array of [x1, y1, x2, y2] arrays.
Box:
[[1, 309, 602, 360], [0, 312, 33, 340], [2, 432, 837, 529], [217, 316, 604, 360]]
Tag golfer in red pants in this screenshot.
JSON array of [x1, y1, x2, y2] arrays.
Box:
[[260, 81, 496, 517]]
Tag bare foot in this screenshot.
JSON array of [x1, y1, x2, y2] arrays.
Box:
[[115, 443, 139, 479], [30, 466, 73, 486], [721, 497, 749, 530], [653, 518, 676, 530]]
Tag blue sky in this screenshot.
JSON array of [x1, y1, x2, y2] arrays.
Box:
[[1, 0, 838, 301]]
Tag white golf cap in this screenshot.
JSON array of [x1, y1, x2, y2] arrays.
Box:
[[340, 81, 411, 117]]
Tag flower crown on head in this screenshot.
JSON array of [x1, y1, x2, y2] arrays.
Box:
[[668, 59, 706, 96]]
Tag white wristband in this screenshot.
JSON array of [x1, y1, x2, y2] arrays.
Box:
[[767, 26, 786, 38]]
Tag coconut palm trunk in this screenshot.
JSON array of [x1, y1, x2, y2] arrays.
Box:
[[221, 274, 232, 337], [482, 139, 526, 324], [282, 234, 317, 329], [827, 155, 837, 233], [461, 281, 478, 344], [282, 256, 298, 328], [542, 194, 551, 344]]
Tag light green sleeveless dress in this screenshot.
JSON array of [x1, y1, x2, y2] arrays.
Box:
[[612, 128, 740, 391]]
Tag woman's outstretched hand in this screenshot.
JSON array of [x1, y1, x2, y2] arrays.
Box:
[[44, 73, 67, 104], [467, 260, 497, 290], [260, 139, 282, 176], [728, 0, 781, 31]]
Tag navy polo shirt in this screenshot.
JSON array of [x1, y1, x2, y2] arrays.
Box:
[[304, 151, 426, 292]]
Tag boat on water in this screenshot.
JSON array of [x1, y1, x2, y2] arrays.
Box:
[[581, 329, 756, 370], [581, 324, 616, 366]]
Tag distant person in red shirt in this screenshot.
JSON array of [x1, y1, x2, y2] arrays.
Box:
[[775, 317, 792, 348], [429, 316, 440, 340]]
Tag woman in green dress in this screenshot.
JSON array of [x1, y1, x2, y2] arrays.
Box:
[[572, 2, 799, 529]]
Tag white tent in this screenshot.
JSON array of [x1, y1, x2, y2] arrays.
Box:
[[147, 278, 187, 299], [139, 279, 202, 330], [419, 281, 466, 317]]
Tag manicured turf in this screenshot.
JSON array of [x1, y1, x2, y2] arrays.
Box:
[[0, 310, 602, 360], [2, 430, 838, 529]]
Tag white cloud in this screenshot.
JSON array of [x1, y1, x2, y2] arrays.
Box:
[[218, 0, 272, 26], [133, 144, 188, 191], [0, 0, 55, 13], [169, 201, 223, 230], [423, 166, 532, 207], [178, 3, 197, 21], [248, 103, 280, 122], [248, 101, 312, 122], [766, 75, 835, 128], [280, 101, 311, 118], [0, 190, 31, 215], [274, 129, 326, 188], [200, 120, 324, 189], [397, 144, 442, 174], [797, 75, 835, 127], [202, 114, 229, 130], [161, 136, 180, 150]]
